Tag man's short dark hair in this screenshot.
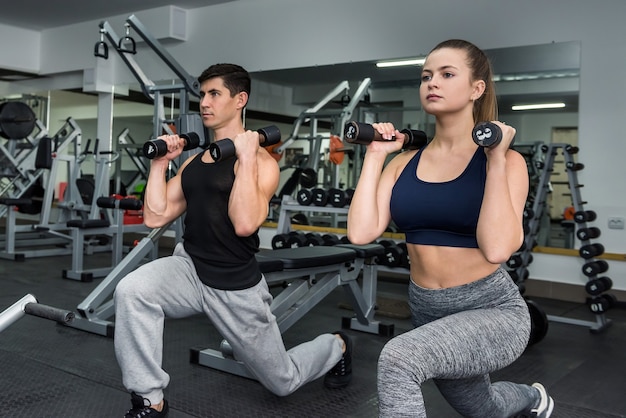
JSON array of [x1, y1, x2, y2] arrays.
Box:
[[198, 63, 251, 97]]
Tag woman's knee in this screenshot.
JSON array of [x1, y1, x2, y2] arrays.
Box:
[[378, 335, 427, 384]]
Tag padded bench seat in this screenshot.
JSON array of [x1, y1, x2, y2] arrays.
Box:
[[255, 246, 356, 269], [255, 257, 284, 274], [337, 243, 385, 259], [66, 219, 110, 229], [0, 198, 33, 206]]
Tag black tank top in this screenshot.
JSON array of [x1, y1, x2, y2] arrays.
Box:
[[181, 152, 261, 290]]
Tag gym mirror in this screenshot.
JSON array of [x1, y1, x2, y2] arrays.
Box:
[[251, 41, 581, 250]]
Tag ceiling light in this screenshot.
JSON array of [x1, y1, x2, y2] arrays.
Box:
[[512, 102, 566, 111], [376, 58, 426, 68]]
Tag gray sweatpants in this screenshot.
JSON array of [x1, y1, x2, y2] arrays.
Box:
[[378, 267, 539, 418], [114, 243, 343, 405]]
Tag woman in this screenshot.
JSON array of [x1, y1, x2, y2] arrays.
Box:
[[347, 39, 554, 418]]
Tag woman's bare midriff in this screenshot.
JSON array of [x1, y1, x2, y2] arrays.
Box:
[[406, 244, 500, 289]]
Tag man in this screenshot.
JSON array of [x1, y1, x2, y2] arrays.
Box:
[[114, 63, 352, 418]]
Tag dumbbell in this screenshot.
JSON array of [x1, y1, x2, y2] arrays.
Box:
[[271, 233, 290, 249], [286, 231, 308, 248], [290, 213, 309, 225], [343, 121, 428, 150], [396, 241, 410, 268], [506, 253, 533, 269], [566, 161, 584, 171], [296, 189, 313, 206], [523, 207, 535, 220], [208, 125, 281, 162], [540, 144, 558, 154], [472, 122, 514, 147], [327, 188, 350, 207], [272, 231, 306, 249], [377, 240, 403, 267], [305, 232, 325, 246], [579, 243, 605, 259], [299, 168, 318, 189], [311, 188, 328, 206], [345, 188, 355, 204], [588, 294, 617, 314], [576, 227, 601, 241], [509, 267, 529, 283], [322, 234, 341, 246], [143, 132, 201, 159], [582, 259, 609, 277], [585, 276, 613, 296], [573, 210, 597, 223]]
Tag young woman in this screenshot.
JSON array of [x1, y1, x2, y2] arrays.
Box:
[[347, 39, 554, 418]]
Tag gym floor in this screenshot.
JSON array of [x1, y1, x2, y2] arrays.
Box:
[[1, 243, 625, 418]]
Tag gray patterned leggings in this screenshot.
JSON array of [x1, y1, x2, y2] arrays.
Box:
[[377, 267, 539, 417]]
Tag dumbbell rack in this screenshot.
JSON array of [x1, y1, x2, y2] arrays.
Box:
[[515, 142, 613, 333], [274, 195, 411, 274], [275, 195, 349, 235]]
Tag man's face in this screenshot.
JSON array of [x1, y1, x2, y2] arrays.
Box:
[[198, 77, 242, 129]]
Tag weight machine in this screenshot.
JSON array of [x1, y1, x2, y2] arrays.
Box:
[[276, 79, 370, 189], [0, 118, 100, 260], [114, 128, 149, 198], [0, 101, 49, 215], [274, 79, 370, 227], [93, 13, 210, 236], [94, 14, 207, 151], [63, 13, 213, 331]]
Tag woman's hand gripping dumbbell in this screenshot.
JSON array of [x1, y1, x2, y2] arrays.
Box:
[[472, 121, 516, 148], [209, 125, 281, 162], [343, 121, 428, 150]]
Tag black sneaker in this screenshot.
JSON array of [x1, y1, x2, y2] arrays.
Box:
[[324, 331, 352, 389], [124, 392, 169, 418]]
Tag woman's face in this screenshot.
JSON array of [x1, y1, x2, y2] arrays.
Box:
[[419, 47, 483, 116]]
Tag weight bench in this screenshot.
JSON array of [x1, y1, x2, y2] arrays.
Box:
[[189, 243, 391, 380], [63, 196, 149, 282], [0, 198, 64, 261]]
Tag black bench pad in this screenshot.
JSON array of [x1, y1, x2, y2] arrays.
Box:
[[337, 243, 385, 258], [257, 246, 356, 269], [256, 257, 284, 274], [0, 198, 32, 206], [66, 219, 110, 229]]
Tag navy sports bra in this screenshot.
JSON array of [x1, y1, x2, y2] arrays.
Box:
[[389, 143, 486, 247]]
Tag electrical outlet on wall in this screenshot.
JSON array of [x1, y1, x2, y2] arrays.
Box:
[[608, 217, 625, 229]]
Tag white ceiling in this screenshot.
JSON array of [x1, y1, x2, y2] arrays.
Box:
[[0, 0, 236, 30], [0, 1, 580, 112]]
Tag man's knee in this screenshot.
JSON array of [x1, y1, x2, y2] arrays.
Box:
[[257, 372, 299, 397], [114, 272, 142, 304]]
